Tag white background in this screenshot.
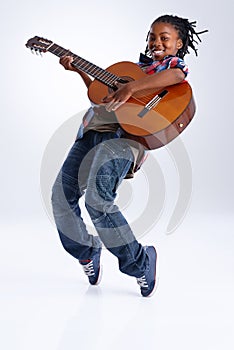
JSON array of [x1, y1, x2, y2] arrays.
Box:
[[1, 0, 233, 349]]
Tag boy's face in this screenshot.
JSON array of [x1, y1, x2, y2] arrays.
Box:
[[148, 22, 183, 60]]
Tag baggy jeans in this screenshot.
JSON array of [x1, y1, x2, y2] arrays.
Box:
[[51, 130, 148, 277]]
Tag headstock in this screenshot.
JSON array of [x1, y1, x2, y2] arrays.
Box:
[[25, 36, 53, 54]]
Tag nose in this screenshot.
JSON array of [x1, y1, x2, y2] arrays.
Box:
[[152, 37, 162, 48], [156, 37, 162, 46]]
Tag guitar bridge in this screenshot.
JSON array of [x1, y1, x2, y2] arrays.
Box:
[[138, 90, 168, 118]]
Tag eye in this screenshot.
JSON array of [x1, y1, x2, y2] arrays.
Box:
[[161, 36, 169, 41]]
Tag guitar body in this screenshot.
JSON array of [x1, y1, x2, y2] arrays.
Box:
[[88, 61, 196, 149]]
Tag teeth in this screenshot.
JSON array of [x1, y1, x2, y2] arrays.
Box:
[[154, 50, 163, 54]]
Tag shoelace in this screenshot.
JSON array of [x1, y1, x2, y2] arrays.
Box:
[[82, 261, 95, 277], [136, 275, 149, 288]]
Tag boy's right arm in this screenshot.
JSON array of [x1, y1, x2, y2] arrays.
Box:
[[59, 55, 93, 88]]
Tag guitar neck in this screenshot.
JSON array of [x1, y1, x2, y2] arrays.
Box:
[[48, 43, 118, 87]]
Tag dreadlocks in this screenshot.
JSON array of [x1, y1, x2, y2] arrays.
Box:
[[145, 15, 208, 59]]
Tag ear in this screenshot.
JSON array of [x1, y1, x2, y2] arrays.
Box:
[[177, 39, 183, 50]]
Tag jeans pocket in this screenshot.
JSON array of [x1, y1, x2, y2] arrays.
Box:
[[101, 138, 133, 160]]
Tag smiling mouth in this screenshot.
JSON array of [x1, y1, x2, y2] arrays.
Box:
[[152, 50, 164, 55]]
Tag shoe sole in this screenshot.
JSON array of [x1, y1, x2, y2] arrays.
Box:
[[145, 247, 159, 297], [93, 264, 103, 285]]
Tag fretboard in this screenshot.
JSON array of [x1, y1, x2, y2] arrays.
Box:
[[48, 43, 119, 88]]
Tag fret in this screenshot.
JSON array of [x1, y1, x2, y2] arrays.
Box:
[[105, 75, 116, 85], [49, 44, 67, 57]]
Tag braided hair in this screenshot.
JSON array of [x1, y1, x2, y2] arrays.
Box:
[[145, 15, 208, 59]]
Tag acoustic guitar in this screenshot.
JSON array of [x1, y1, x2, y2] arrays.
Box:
[[26, 36, 196, 149]]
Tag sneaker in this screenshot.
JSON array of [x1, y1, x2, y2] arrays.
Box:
[[79, 251, 102, 285], [136, 246, 158, 297]]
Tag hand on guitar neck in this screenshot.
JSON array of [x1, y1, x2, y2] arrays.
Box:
[[59, 55, 92, 88]]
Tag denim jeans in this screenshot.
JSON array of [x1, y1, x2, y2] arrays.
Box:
[[51, 130, 148, 277]]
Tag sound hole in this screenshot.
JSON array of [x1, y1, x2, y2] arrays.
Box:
[[108, 76, 134, 93]]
